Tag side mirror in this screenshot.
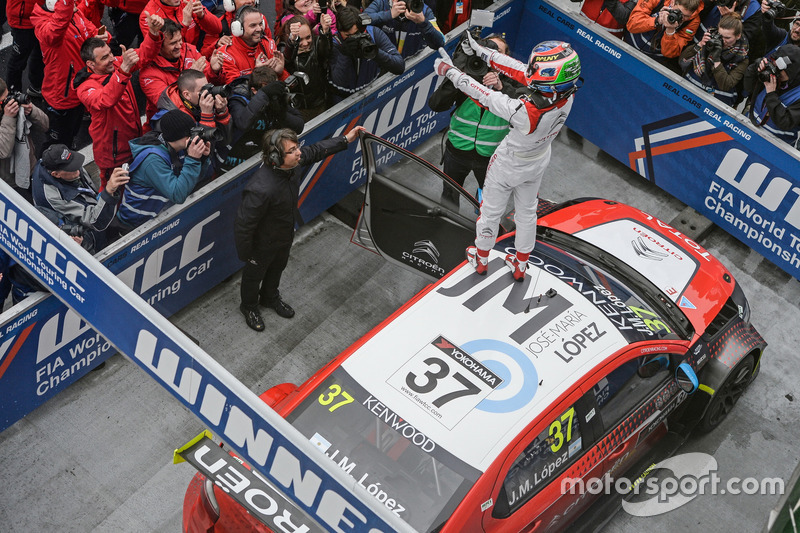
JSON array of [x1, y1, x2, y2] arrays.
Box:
[[638, 354, 669, 378], [675, 362, 699, 393]]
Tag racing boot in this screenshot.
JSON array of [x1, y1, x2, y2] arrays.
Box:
[[466, 246, 489, 275], [505, 252, 529, 282]]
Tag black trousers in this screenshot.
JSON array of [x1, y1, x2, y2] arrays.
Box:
[[441, 142, 490, 204], [6, 27, 45, 92], [240, 244, 292, 310], [42, 101, 85, 151]]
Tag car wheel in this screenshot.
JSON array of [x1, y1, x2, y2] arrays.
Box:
[[698, 353, 755, 433]]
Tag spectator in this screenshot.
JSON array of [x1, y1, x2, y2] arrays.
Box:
[[364, 0, 444, 58], [328, 5, 404, 104], [117, 109, 211, 229], [233, 125, 365, 330], [434, 37, 581, 280], [428, 34, 516, 206], [0, 79, 49, 197], [155, 69, 232, 172], [31, 0, 107, 150], [5, 0, 46, 95], [580, 0, 637, 38], [219, 0, 269, 39], [105, 0, 148, 51], [31, 144, 129, 252], [140, 19, 225, 120], [276, 0, 336, 38], [745, 44, 800, 147], [680, 13, 749, 106], [280, 15, 332, 118], [223, 66, 305, 171], [693, 0, 763, 61], [220, 6, 286, 83], [626, 0, 703, 72], [75, 13, 164, 190], [761, 4, 800, 55], [138, 0, 222, 53]]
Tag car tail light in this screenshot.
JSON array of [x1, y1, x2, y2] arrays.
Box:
[[184, 474, 220, 532]]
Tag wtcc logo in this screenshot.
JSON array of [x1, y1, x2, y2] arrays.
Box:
[[562, 453, 784, 517]]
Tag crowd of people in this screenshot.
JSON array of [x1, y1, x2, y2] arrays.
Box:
[[581, 0, 800, 146], [0, 0, 798, 314]]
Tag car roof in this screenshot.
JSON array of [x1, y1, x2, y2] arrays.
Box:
[[340, 251, 630, 472]]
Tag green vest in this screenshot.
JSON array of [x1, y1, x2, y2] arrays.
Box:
[[447, 98, 510, 157]]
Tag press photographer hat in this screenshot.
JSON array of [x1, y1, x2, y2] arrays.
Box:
[[159, 109, 196, 142], [41, 144, 85, 172]]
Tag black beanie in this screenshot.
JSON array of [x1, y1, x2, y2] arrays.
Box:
[[159, 110, 196, 142]]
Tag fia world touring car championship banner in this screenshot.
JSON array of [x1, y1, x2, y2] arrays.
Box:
[[521, 0, 800, 281], [0, 0, 520, 431], [0, 183, 415, 531]]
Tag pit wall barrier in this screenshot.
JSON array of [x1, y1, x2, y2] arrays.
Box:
[[0, 0, 522, 433], [519, 0, 800, 283]]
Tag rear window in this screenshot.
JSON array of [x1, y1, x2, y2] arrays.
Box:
[[286, 369, 480, 532]]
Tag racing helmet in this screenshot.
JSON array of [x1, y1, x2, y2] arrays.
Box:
[[525, 41, 581, 94]]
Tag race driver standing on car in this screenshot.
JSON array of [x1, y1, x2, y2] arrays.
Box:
[[433, 35, 581, 281]]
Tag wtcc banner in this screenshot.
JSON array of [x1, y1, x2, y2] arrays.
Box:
[[0, 181, 413, 532], [521, 0, 800, 280]]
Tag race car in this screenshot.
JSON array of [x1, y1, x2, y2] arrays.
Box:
[[182, 133, 766, 533]]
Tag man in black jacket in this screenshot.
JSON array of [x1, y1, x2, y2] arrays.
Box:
[[234, 126, 365, 331]]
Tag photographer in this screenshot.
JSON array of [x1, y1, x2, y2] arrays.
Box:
[[31, 144, 129, 253], [117, 109, 212, 229], [626, 0, 703, 72], [155, 69, 232, 172], [680, 14, 750, 105], [328, 5, 404, 104], [693, 0, 763, 61], [364, 0, 444, 58], [280, 15, 333, 119], [0, 79, 49, 198], [222, 66, 305, 171], [428, 33, 518, 207], [744, 43, 800, 146], [761, 2, 800, 55]]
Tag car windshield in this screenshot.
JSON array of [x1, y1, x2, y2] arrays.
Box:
[[286, 368, 481, 532]]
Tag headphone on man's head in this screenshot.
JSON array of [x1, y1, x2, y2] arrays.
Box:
[[267, 130, 283, 167], [231, 6, 265, 37], [224, 0, 260, 13]]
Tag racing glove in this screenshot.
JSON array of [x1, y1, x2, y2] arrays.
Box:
[[463, 31, 497, 65], [434, 48, 462, 83]]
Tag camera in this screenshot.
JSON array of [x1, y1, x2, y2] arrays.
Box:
[[189, 125, 221, 143], [200, 83, 232, 99], [405, 0, 424, 13], [665, 8, 684, 25], [758, 55, 792, 82], [763, 0, 786, 20], [706, 27, 723, 49], [342, 32, 378, 59], [3, 91, 30, 106], [60, 222, 85, 238], [452, 31, 498, 81], [284, 73, 309, 108]]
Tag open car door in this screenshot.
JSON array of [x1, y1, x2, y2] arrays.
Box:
[[353, 133, 491, 280]]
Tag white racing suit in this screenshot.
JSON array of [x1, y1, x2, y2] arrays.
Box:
[[445, 53, 574, 255]]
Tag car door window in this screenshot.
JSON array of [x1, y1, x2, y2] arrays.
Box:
[[494, 404, 585, 517], [592, 356, 670, 432]]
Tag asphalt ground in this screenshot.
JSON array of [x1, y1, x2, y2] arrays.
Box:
[[0, 126, 797, 532]]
